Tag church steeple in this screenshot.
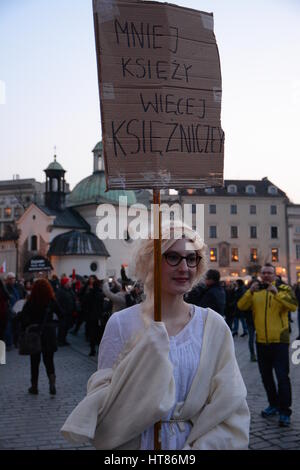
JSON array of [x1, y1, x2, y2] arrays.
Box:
[[44, 152, 66, 211]]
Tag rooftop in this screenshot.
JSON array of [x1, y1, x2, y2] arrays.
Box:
[[48, 230, 110, 257], [36, 204, 90, 230]]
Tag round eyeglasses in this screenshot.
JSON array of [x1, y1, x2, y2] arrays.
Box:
[[163, 252, 201, 267]]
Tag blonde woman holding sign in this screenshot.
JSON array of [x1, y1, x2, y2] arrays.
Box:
[[61, 221, 250, 450]]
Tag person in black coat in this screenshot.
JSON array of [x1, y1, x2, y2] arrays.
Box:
[[232, 280, 248, 337], [186, 269, 225, 316], [19, 279, 62, 395], [0, 279, 10, 341], [85, 280, 105, 356], [55, 277, 77, 346]]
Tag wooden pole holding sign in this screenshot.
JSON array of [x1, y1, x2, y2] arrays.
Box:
[[153, 188, 162, 449]]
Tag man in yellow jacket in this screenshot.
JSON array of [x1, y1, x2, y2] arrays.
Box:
[[238, 263, 298, 427]]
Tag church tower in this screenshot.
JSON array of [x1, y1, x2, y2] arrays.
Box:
[[44, 154, 66, 210]]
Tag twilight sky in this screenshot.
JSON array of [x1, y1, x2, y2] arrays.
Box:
[[0, 0, 299, 202]]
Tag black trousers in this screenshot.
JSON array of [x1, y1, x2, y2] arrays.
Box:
[[30, 350, 55, 382], [256, 342, 292, 416]]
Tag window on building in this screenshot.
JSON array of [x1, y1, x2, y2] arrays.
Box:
[[209, 204, 216, 214], [246, 185, 256, 194], [14, 206, 23, 219], [227, 185, 237, 194], [250, 226, 257, 238], [4, 207, 12, 218], [250, 205, 256, 214], [250, 248, 258, 262], [192, 204, 196, 214], [90, 262, 98, 272], [295, 226, 300, 234], [296, 245, 300, 260], [31, 235, 38, 251], [268, 186, 278, 195], [209, 226, 217, 238], [0, 208, 2, 218], [272, 248, 279, 262], [270, 205, 277, 215], [230, 204, 237, 214], [231, 248, 239, 262], [271, 226, 278, 239], [231, 226, 238, 238], [3, 223, 14, 237], [210, 248, 217, 262], [205, 187, 215, 194]]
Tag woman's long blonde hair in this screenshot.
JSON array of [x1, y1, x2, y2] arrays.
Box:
[[133, 219, 207, 318]]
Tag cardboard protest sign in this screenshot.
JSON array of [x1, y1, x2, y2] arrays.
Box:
[[93, 0, 224, 189]]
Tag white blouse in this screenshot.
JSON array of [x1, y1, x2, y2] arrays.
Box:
[[97, 303, 206, 450]]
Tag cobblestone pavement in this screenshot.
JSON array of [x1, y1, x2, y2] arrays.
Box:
[[0, 320, 299, 450]]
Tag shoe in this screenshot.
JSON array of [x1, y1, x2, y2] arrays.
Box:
[[240, 332, 248, 337], [296, 335, 300, 340], [232, 332, 237, 337], [250, 354, 257, 362], [279, 414, 290, 427], [89, 351, 96, 357], [70, 330, 78, 336], [28, 380, 39, 395], [261, 406, 279, 418]]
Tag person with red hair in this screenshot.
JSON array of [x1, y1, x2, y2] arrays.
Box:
[[19, 279, 62, 395]]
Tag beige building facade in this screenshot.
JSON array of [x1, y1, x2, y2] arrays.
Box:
[[0, 177, 44, 239], [178, 178, 289, 281]]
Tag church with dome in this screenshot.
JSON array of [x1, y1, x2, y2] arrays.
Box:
[[16, 142, 151, 279]]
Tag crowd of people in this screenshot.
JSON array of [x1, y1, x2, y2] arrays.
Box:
[[1, 238, 299, 447], [0, 270, 144, 395]]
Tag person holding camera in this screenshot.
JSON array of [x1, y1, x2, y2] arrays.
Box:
[[238, 263, 298, 427]]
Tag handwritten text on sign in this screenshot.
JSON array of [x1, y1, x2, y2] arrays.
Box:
[[93, 0, 224, 189]]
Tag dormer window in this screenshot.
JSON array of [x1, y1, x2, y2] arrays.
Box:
[[227, 185, 237, 194], [246, 185, 256, 194], [268, 185, 278, 195], [205, 187, 215, 194]]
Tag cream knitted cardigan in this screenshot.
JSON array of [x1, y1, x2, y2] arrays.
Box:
[[61, 307, 250, 450]]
